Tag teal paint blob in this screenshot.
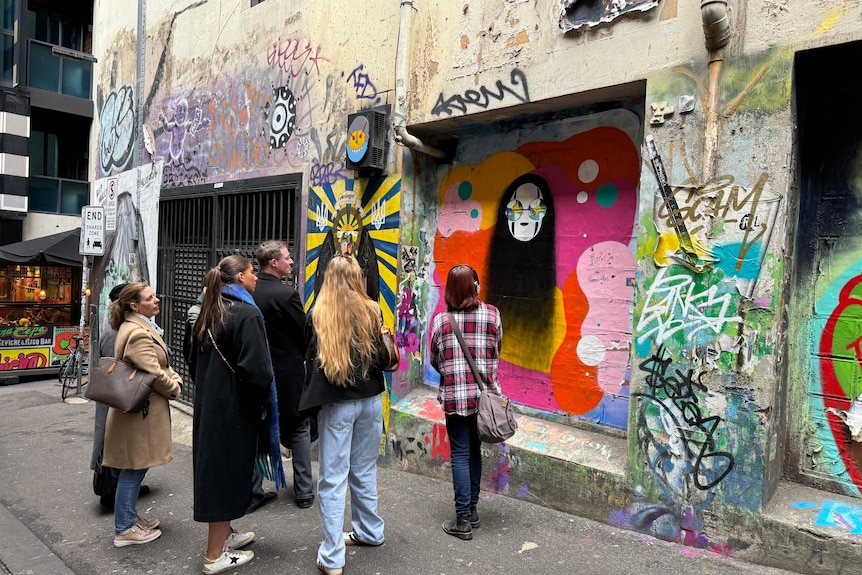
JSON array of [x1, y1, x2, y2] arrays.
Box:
[[714, 242, 763, 280], [597, 183, 618, 207], [458, 181, 473, 201], [471, 208, 479, 218]]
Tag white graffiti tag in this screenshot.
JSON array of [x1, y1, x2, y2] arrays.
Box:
[[636, 268, 741, 345]]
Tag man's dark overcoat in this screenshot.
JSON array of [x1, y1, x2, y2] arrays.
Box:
[[252, 272, 308, 418], [191, 294, 273, 522]]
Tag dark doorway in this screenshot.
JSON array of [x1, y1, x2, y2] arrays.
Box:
[[157, 175, 302, 402], [787, 39, 862, 497]]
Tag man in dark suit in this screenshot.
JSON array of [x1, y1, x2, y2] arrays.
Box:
[[253, 240, 314, 509]]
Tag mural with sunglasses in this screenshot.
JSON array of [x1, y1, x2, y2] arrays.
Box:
[[430, 110, 640, 429]]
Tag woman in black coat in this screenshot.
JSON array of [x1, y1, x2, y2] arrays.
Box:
[[191, 254, 283, 574]]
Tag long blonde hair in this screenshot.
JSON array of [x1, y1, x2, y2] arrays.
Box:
[[312, 255, 381, 386]]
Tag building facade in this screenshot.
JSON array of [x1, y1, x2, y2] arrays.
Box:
[[0, 0, 94, 244], [90, 1, 862, 572]]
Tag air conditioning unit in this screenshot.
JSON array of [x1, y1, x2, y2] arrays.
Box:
[[0, 193, 27, 212], [345, 108, 388, 174]]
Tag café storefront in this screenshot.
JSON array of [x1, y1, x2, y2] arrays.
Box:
[[0, 229, 85, 379]]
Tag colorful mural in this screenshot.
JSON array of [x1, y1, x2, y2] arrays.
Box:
[[305, 175, 402, 448], [429, 111, 641, 430]]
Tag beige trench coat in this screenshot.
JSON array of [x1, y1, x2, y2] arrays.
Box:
[[103, 314, 182, 470]]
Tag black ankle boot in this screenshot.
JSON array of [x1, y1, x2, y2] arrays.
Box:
[[442, 515, 473, 540], [469, 505, 480, 528]]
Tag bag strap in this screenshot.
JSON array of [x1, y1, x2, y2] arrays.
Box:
[[207, 328, 236, 374], [107, 327, 138, 374], [447, 311, 487, 392]]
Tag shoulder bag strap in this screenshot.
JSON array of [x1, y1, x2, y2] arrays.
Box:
[[207, 328, 236, 374], [447, 311, 487, 392], [107, 326, 139, 374]]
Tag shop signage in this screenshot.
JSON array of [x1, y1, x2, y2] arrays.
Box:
[[0, 348, 50, 371], [0, 325, 52, 348]]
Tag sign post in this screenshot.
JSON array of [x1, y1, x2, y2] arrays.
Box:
[[79, 206, 105, 396]]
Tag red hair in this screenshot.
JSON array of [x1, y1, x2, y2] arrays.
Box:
[[444, 264, 480, 311]]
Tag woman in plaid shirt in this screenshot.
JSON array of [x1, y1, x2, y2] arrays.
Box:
[[429, 264, 503, 540]]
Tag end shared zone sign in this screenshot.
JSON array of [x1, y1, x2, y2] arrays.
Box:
[[80, 205, 105, 256]]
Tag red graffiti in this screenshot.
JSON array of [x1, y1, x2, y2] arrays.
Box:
[[0, 351, 48, 371], [820, 273, 862, 492], [430, 423, 451, 461], [266, 37, 326, 77]]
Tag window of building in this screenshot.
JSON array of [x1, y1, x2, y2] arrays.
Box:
[[0, 0, 14, 82], [251, 0, 267, 6], [27, 109, 91, 215]]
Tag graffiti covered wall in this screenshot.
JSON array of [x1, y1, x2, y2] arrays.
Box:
[[629, 45, 792, 530]]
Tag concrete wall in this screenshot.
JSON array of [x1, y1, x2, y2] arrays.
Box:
[[90, 0, 862, 568]]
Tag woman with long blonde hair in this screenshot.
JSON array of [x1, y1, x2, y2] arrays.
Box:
[[299, 255, 396, 575]]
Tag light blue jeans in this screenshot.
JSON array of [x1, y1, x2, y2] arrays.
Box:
[[316, 395, 385, 569], [114, 468, 148, 532]]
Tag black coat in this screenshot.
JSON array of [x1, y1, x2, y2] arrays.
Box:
[[298, 314, 387, 413], [191, 295, 273, 523], [252, 272, 307, 418]]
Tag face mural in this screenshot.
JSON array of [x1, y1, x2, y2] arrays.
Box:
[[429, 110, 641, 430], [505, 181, 548, 241]]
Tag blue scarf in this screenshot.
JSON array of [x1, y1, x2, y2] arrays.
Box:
[[222, 283, 288, 490]]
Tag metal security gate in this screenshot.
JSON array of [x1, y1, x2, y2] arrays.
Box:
[[157, 175, 301, 403]]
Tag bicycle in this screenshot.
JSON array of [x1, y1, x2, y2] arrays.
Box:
[[58, 334, 88, 400]]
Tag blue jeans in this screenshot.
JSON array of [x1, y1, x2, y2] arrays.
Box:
[[316, 395, 385, 569], [114, 468, 148, 532], [445, 413, 481, 517]]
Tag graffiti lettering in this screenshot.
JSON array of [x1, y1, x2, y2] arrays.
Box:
[[346, 65, 380, 102], [794, 499, 862, 534], [266, 37, 326, 77], [310, 126, 347, 165], [99, 85, 136, 175], [636, 267, 742, 345], [309, 160, 351, 187], [636, 346, 734, 491], [431, 69, 530, 117], [657, 172, 774, 273]]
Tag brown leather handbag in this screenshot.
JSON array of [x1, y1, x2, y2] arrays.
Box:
[[85, 327, 155, 413]]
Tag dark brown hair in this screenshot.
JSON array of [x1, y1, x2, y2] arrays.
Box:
[[444, 264, 480, 311], [195, 254, 252, 343]]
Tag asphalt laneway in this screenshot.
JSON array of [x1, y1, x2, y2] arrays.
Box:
[[0, 377, 800, 575]]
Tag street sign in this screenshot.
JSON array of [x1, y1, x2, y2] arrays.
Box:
[[81, 205, 105, 256], [105, 177, 117, 232]]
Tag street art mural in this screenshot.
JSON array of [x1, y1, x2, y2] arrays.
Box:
[[429, 110, 641, 430], [305, 176, 402, 447], [91, 164, 163, 341]]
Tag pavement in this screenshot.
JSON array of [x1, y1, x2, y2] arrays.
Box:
[[0, 377, 802, 575]]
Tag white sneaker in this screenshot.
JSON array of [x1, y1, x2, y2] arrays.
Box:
[[225, 530, 255, 550], [201, 549, 254, 574]]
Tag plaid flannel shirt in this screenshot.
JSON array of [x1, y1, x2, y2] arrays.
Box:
[[429, 302, 502, 416]]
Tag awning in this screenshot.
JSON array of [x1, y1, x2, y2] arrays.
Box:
[[0, 228, 83, 267]]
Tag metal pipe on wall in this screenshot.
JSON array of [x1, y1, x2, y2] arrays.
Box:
[[701, 0, 731, 182], [393, 0, 449, 160]]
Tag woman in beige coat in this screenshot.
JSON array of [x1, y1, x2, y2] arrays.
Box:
[[103, 282, 182, 547]]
